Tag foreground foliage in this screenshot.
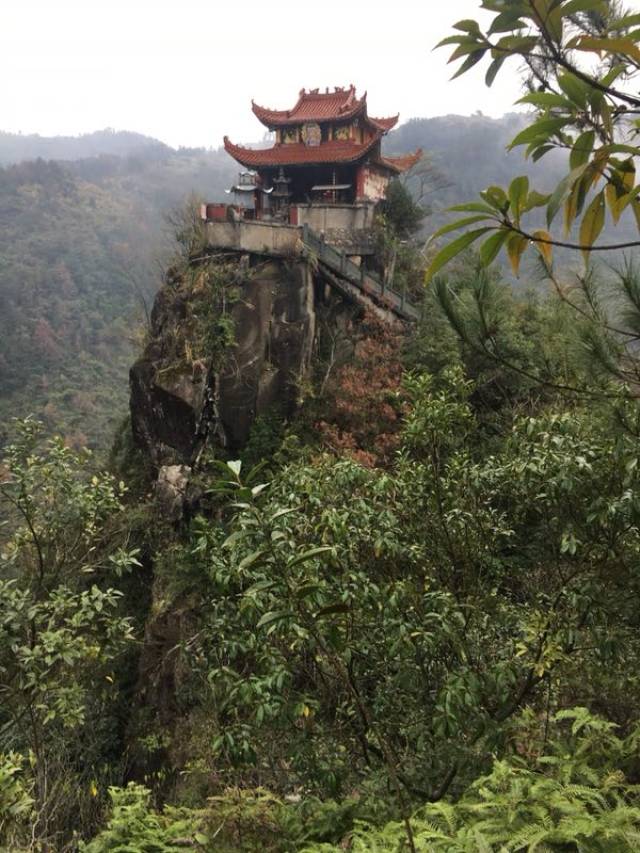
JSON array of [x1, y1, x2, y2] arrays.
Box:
[[429, 0, 640, 276], [0, 419, 139, 847], [4, 272, 640, 848], [76, 708, 640, 851]]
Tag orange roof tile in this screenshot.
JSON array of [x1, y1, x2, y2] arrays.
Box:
[[377, 149, 423, 174], [223, 135, 383, 168], [370, 115, 400, 132], [252, 86, 366, 127]]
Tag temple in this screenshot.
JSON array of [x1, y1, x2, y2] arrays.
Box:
[[220, 86, 421, 228], [201, 86, 423, 323]]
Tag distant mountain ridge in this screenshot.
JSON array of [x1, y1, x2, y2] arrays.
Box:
[[0, 128, 173, 165], [385, 112, 567, 213]]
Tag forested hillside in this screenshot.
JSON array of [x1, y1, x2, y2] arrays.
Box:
[[3, 202, 640, 849], [0, 143, 235, 448], [387, 112, 566, 214]]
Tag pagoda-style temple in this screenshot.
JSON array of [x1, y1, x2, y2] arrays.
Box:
[[201, 87, 422, 323], [221, 86, 421, 228]]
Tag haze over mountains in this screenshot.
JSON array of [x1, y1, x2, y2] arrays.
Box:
[[0, 113, 606, 447]]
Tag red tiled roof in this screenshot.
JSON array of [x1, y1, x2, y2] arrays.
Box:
[[224, 135, 382, 168], [252, 85, 366, 127], [377, 149, 423, 174], [370, 115, 400, 132]]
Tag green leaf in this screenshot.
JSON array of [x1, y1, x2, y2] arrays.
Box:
[[425, 228, 494, 281], [431, 214, 494, 240], [488, 11, 527, 35], [531, 144, 555, 162], [547, 5, 564, 42], [479, 230, 510, 266], [546, 165, 588, 227], [557, 72, 588, 107], [451, 49, 487, 80], [257, 610, 293, 628], [600, 143, 640, 158], [564, 175, 589, 234], [452, 19, 482, 33], [611, 12, 640, 28], [269, 507, 299, 522], [481, 185, 509, 211], [570, 130, 595, 170], [287, 546, 333, 569], [238, 549, 268, 571], [562, 0, 608, 14], [245, 579, 277, 595], [517, 91, 570, 109], [493, 35, 538, 54], [449, 40, 486, 63], [435, 35, 468, 49], [508, 175, 530, 222], [600, 64, 627, 87], [295, 584, 321, 600], [509, 118, 569, 150], [485, 56, 506, 87], [522, 190, 551, 212]]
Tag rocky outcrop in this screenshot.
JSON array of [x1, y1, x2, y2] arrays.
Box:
[[155, 464, 192, 521], [218, 260, 315, 448], [130, 256, 317, 466]]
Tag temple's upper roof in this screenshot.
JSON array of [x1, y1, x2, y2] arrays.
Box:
[[251, 85, 398, 131], [224, 87, 419, 174], [223, 135, 382, 168]]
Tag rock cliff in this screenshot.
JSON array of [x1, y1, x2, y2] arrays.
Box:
[[129, 252, 355, 470]]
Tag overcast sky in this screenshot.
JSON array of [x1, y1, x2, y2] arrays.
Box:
[[1, 0, 524, 149]]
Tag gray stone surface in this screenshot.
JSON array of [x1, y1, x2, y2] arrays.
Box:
[[130, 257, 316, 466]]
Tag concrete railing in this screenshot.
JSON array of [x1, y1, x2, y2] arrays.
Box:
[[205, 220, 302, 257], [204, 218, 419, 322], [301, 224, 419, 322]]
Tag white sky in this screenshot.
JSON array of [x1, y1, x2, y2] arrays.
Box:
[[0, 0, 524, 148]]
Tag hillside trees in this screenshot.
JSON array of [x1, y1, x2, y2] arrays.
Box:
[[0, 419, 139, 847], [138, 367, 640, 837], [0, 148, 236, 451]]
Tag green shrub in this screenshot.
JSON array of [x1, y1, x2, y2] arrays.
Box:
[[81, 783, 207, 852], [0, 753, 33, 847]]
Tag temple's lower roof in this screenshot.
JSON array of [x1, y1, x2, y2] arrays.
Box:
[[223, 136, 381, 168], [223, 136, 422, 175]]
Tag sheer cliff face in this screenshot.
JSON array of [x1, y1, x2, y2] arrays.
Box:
[[129, 258, 316, 467]]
